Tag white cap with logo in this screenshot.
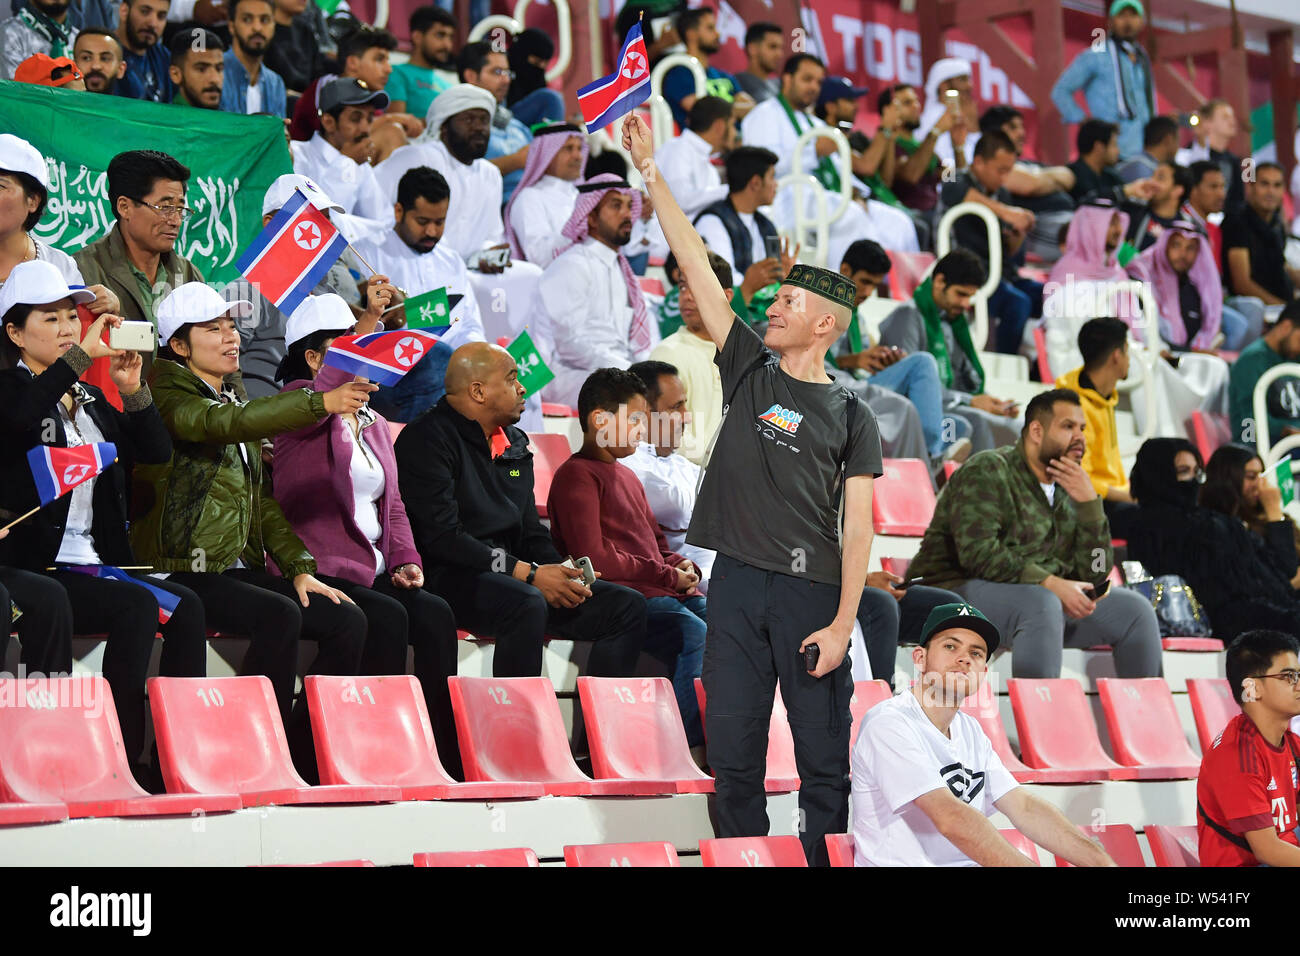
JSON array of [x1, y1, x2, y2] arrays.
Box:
[[285, 293, 355, 349], [155, 282, 254, 346], [0, 260, 94, 316], [262, 174, 345, 218]]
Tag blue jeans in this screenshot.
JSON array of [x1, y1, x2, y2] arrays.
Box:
[[645, 594, 708, 747], [1224, 296, 1265, 350], [869, 351, 949, 458], [511, 88, 566, 128], [988, 277, 1043, 354]]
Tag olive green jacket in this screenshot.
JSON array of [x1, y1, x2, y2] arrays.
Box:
[[130, 358, 327, 575]]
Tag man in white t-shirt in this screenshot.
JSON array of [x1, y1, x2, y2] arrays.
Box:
[[851, 602, 1117, 867]]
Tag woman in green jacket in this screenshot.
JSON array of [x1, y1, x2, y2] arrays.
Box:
[[131, 282, 377, 776]]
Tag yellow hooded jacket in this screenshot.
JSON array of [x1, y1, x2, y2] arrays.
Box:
[[1055, 367, 1128, 499]]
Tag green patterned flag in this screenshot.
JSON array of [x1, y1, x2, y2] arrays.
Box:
[[1277, 459, 1295, 507], [0, 80, 292, 282], [314, 0, 345, 15], [506, 329, 554, 396], [405, 287, 451, 329]]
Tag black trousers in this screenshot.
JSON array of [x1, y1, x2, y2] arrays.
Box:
[[701, 554, 853, 867], [317, 572, 462, 779], [45, 570, 207, 767], [428, 569, 646, 678], [0, 566, 73, 676], [168, 569, 368, 780]]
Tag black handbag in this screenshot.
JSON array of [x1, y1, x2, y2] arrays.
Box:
[[1128, 574, 1212, 638]]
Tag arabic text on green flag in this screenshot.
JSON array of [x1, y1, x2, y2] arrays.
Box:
[[506, 329, 554, 396], [405, 287, 451, 329], [0, 79, 292, 282]]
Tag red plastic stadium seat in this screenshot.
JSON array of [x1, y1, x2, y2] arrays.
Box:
[[1186, 678, 1240, 753], [0, 802, 67, 825], [872, 458, 937, 535], [577, 677, 713, 793], [825, 833, 855, 867], [387, 421, 404, 443], [1161, 637, 1223, 652], [563, 841, 681, 867], [957, 681, 1044, 784], [1096, 678, 1201, 779], [699, 835, 807, 867], [1145, 825, 1199, 867], [1054, 824, 1145, 867], [0, 676, 240, 818], [541, 402, 578, 417], [885, 250, 934, 300], [1007, 679, 1139, 781], [1033, 325, 1053, 383], [879, 556, 911, 578], [149, 676, 401, 807], [942, 459, 960, 481], [414, 848, 540, 867], [1191, 410, 1231, 463], [695, 678, 800, 792], [449, 677, 676, 796], [849, 679, 892, 748], [636, 276, 664, 297], [999, 829, 1040, 863], [306, 676, 544, 800], [527, 432, 572, 520]]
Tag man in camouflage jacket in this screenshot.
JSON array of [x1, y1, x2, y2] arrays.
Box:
[[908, 388, 1162, 678]]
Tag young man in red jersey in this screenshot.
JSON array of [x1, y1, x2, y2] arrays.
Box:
[[1198, 629, 1300, 866]]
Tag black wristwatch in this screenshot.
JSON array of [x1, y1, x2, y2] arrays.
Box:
[[525, 562, 539, 585]]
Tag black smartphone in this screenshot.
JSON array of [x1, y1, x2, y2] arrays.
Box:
[[898, 576, 927, 589], [1091, 580, 1110, 599], [802, 644, 820, 671]]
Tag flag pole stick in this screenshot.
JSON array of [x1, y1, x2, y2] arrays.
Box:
[[346, 240, 381, 277], [0, 506, 41, 534]]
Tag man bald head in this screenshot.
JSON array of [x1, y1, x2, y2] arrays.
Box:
[[444, 341, 527, 432]]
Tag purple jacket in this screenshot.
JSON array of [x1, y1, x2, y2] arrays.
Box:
[[273, 366, 422, 585]]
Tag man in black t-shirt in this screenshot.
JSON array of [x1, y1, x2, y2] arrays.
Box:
[[1222, 162, 1297, 306], [625, 114, 884, 867]]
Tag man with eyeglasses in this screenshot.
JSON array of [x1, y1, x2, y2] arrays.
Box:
[[1199, 629, 1300, 867], [458, 40, 533, 204], [74, 149, 206, 374]]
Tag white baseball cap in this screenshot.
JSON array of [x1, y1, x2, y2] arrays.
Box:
[[155, 282, 254, 346], [0, 260, 94, 316], [0, 133, 49, 191], [285, 293, 355, 348], [262, 174, 345, 218]]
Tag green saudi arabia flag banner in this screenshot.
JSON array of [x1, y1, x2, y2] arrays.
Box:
[[405, 287, 451, 329], [506, 330, 554, 395], [0, 80, 292, 283], [1276, 459, 1296, 508]]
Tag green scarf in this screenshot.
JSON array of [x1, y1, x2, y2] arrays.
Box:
[[18, 7, 72, 58], [915, 276, 984, 394], [777, 94, 840, 193], [895, 134, 940, 175]]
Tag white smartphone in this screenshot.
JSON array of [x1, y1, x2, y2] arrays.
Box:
[[108, 321, 156, 352], [944, 88, 960, 115], [563, 556, 597, 587]]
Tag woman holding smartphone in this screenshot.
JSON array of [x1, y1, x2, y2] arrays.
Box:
[[0, 261, 206, 785], [131, 282, 377, 776], [272, 294, 463, 774]]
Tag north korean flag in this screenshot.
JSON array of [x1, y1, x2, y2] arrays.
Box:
[[235, 187, 349, 317], [58, 565, 180, 625], [26, 442, 117, 507], [322, 330, 439, 387], [577, 21, 651, 133]]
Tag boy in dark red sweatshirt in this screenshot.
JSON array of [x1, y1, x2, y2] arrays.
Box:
[[548, 367, 707, 751]]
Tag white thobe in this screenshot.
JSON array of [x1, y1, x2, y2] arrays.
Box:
[[291, 133, 390, 221], [351, 230, 485, 351], [508, 175, 578, 267], [535, 238, 650, 408], [621, 442, 715, 594], [654, 128, 728, 220]]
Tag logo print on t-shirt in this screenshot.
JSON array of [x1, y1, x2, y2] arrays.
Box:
[[758, 403, 803, 435], [939, 762, 985, 804]]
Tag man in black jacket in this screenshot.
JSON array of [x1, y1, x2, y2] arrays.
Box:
[[395, 341, 647, 679]]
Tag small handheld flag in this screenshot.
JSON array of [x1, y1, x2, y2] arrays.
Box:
[[27, 442, 117, 507], [405, 287, 452, 330], [59, 565, 180, 625], [506, 329, 555, 395], [236, 187, 348, 317], [577, 21, 652, 133], [323, 330, 436, 387], [1276, 459, 1295, 508]]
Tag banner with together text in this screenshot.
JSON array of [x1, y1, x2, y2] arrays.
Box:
[[0, 80, 293, 283]]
